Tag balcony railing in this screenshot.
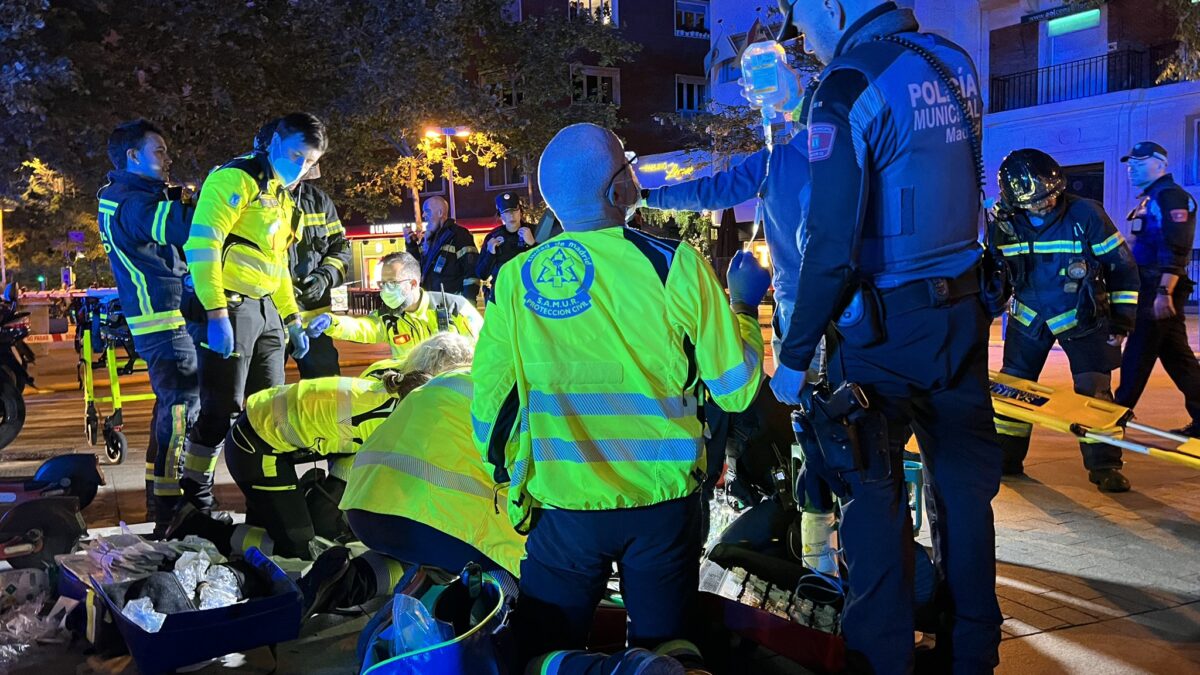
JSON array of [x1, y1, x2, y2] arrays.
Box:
[[989, 43, 1177, 114]]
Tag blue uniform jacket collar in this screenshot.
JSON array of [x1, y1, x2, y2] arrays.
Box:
[[105, 170, 167, 195], [834, 2, 918, 58], [1138, 173, 1177, 198]]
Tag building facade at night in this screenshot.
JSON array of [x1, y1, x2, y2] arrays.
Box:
[[343, 0, 710, 286]]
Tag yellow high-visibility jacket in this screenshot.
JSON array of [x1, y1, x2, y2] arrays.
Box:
[[244, 377, 398, 457], [471, 227, 764, 532], [340, 369, 526, 575], [184, 152, 302, 321], [324, 289, 482, 358]]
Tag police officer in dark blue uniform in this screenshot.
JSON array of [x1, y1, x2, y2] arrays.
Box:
[[97, 120, 199, 535], [992, 150, 1141, 492], [477, 193, 536, 303], [1115, 142, 1200, 437], [770, 1, 1003, 672]]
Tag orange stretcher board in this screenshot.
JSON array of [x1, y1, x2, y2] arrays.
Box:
[[989, 371, 1200, 471]]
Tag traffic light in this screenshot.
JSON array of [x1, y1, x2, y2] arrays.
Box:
[[36, 274, 45, 291]]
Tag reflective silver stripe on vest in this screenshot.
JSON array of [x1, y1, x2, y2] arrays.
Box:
[[531, 437, 701, 464], [337, 379, 355, 425], [272, 393, 307, 449], [354, 451, 494, 499], [528, 391, 693, 419]]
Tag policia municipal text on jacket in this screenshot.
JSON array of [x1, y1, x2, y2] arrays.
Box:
[[993, 149, 1141, 492], [769, 3, 1004, 673], [472, 123, 770, 667], [289, 179, 351, 378], [169, 375, 403, 560], [178, 113, 327, 514], [97, 119, 200, 531]]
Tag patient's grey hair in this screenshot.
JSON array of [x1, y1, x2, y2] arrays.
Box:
[[404, 332, 475, 376]]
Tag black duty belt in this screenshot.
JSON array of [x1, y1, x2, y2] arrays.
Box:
[[880, 268, 980, 317]]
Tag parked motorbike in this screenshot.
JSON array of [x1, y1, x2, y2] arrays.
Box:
[[0, 454, 104, 569], [0, 283, 34, 451]]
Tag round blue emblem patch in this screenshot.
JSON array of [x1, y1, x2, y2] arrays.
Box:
[[520, 240, 595, 319]]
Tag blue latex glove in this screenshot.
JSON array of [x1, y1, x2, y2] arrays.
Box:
[[288, 322, 310, 360], [726, 250, 772, 307], [307, 313, 333, 338], [770, 363, 807, 405], [205, 316, 235, 359]]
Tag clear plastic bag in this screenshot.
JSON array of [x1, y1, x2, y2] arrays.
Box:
[[122, 597, 166, 633], [198, 565, 241, 610], [389, 593, 454, 656], [173, 551, 212, 599]]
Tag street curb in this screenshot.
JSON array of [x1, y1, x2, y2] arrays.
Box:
[[26, 359, 382, 396]]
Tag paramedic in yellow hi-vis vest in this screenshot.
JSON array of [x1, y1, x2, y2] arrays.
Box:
[[289, 334, 524, 620], [471, 123, 771, 668], [305, 251, 482, 359], [167, 370, 406, 561], [178, 113, 326, 514]]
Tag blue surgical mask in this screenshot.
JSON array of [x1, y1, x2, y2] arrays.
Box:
[[269, 137, 306, 187]]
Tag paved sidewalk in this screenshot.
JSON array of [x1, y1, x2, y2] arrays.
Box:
[[5, 316, 1200, 673]]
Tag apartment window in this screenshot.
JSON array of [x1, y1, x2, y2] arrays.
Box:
[[568, 0, 616, 25], [573, 66, 620, 105], [482, 72, 523, 108], [675, 1, 709, 38], [486, 157, 527, 190], [676, 75, 708, 116]]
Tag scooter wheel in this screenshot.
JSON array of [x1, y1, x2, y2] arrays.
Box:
[[104, 430, 127, 465]]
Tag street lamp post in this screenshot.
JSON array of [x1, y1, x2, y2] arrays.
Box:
[[0, 206, 10, 287], [424, 126, 471, 221]]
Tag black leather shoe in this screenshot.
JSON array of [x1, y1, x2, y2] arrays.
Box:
[[1089, 468, 1131, 493], [298, 546, 352, 622]]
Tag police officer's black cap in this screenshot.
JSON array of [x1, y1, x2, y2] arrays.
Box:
[[496, 192, 520, 214], [1120, 141, 1168, 163], [776, 0, 800, 42]]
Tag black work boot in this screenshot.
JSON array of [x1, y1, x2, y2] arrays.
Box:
[[1089, 468, 1131, 493], [297, 546, 353, 622]]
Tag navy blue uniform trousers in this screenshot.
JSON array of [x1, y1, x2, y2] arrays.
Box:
[[516, 493, 702, 665], [137, 327, 199, 522], [817, 296, 1003, 675]]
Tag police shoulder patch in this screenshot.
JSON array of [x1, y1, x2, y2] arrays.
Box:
[[1171, 209, 1189, 223], [520, 240, 595, 319], [809, 123, 837, 162]]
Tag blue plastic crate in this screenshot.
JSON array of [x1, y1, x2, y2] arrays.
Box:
[[89, 548, 302, 675]]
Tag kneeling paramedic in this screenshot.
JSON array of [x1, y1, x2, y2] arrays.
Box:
[[169, 368, 407, 560], [770, 1, 1003, 672], [97, 120, 199, 533], [179, 113, 327, 513], [471, 122, 770, 667], [294, 334, 527, 617], [306, 251, 481, 358], [992, 149, 1140, 492]]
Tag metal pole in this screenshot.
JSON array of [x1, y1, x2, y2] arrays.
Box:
[[445, 134, 458, 221]]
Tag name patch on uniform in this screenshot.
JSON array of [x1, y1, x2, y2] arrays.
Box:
[[228, 193, 242, 208], [521, 240, 595, 319], [809, 123, 837, 162], [1171, 209, 1190, 222], [259, 195, 280, 208], [392, 334, 412, 346]]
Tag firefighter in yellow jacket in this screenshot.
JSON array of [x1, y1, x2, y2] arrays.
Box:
[[306, 251, 482, 358], [471, 123, 771, 663], [179, 113, 326, 513], [168, 369, 409, 560]]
